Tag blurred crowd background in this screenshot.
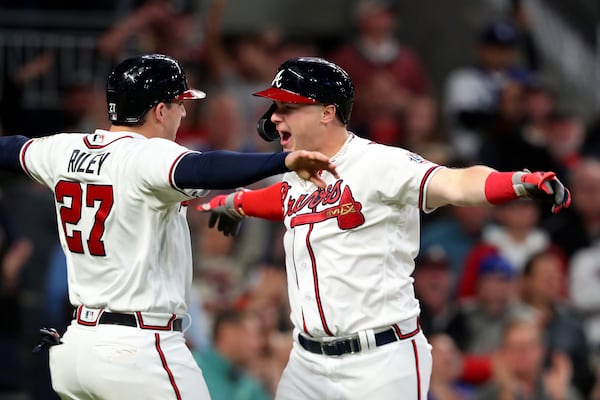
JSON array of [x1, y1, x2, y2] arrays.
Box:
[[1, 0, 600, 399]]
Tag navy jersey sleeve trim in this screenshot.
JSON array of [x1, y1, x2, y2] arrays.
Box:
[[173, 151, 289, 189], [0, 135, 29, 171]]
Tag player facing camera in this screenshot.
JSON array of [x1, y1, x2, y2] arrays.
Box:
[[199, 55, 571, 400]]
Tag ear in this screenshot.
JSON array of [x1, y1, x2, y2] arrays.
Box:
[[321, 104, 337, 124], [154, 102, 167, 122]]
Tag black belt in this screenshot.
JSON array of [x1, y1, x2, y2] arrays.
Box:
[[298, 326, 417, 356], [76, 309, 182, 332]]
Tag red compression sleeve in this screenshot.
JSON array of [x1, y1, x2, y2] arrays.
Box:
[[238, 182, 285, 221], [484, 171, 519, 205]]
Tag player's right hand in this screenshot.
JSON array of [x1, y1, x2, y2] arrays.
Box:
[[512, 170, 572, 214], [198, 193, 244, 237], [284, 150, 339, 188]]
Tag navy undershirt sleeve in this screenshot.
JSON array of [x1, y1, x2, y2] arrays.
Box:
[[173, 150, 290, 189], [0, 135, 29, 171]]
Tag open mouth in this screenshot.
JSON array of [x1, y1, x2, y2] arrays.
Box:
[[280, 131, 292, 146]]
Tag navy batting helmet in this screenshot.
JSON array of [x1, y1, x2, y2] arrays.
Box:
[[106, 54, 205, 125], [253, 57, 354, 141]]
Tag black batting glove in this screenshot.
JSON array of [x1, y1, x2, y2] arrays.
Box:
[[198, 193, 244, 237]]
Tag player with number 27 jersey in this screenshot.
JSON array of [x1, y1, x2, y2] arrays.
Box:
[[21, 130, 204, 316]]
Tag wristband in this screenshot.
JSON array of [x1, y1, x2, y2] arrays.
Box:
[[484, 171, 519, 205], [232, 191, 246, 216]]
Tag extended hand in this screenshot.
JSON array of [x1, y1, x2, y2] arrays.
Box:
[[512, 170, 572, 214], [284, 150, 339, 188], [197, 193, 243, 237]]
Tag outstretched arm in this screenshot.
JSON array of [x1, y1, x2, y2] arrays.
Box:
[[426, 165, 571, 214], [197, 183, 284, 237], [174, 150, 337, 190], [0, 135, 29, 171]]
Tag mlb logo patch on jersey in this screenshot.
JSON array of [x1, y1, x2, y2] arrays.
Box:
[[406, 152, 426, 163], [88, 133, 106, 145]]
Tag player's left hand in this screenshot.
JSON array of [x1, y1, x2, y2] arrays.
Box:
[[198, 193, 244, 237], [512, 170, 572, 214], [284, 150, 339, 188]]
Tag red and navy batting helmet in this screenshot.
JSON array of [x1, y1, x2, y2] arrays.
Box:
[[253, 57, 355, 141]]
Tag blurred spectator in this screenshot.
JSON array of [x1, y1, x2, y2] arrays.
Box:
[[235, 265, 293, 396], [329, 0, 431, 145], [193, 308, 271, 400], [476, 316, 582, 400], [447, 253, 532, 355], [202, 0, 283, 150], [443, 20, 532, 161], [42, 244, 70, 333], [456, 243, 500, 301], [519, 249, 595, 397], [402, 95, 454, 165], [0, 52, 109, 137], [0, 200, 33, 397], [507, 0, 543, 72], [582, 113, 600, 158], [192, 211, 246, 315], [543, 110, 585, 181], [0, 52, 105, 137], [97, 0, 202, 62], [428, 333, 475, 400], [420, 205, 491, 288], [568, 242, 600, 363], [479, 82, 559, 176], [201, 90, 253, 152], [0, 175, 59, 400], [446, 253, 536, 386], [0, 52, 54, 136], [482, 106, 583, 200], [543, 157, 600, 259], [478, 79, 527, 167], [482, 200, 550, 273], [413, 245, 455, 336]]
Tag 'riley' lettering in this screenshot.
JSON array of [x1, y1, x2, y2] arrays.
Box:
[[67, 150, 110, 175]]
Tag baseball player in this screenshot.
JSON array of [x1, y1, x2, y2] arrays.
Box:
[[200, 57, 571, 400], [0, 54, 338, 400]]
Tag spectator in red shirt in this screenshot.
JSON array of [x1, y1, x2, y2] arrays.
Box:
[[329, 0, 431, 145]]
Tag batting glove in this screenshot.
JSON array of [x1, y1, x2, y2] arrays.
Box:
[[198, 192, 245, 237], [512, 170, 572, 214]]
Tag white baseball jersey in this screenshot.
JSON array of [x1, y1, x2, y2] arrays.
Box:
[[281, 134, 441, 338], [20, 129, 206, 316]]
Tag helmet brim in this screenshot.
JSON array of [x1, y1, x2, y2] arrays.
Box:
[[252, 87, 319, 104], [174, 89, 206, 100]]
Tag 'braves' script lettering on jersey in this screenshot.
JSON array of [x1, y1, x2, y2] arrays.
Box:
[[67, 150, 110, 175], [285, 180, 365, 230]]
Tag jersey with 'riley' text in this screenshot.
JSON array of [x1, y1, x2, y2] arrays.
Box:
[[20, 130, 206, 316]]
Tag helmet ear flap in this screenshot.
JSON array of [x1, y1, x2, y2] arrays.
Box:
[[257, 103, 279, 142]]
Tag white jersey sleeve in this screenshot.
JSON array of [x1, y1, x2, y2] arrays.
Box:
[[362, 142, 441, 212], [128, 137, 208, 206]]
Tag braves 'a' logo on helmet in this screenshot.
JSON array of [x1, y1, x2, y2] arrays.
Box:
[[272, 69, 285, 88]]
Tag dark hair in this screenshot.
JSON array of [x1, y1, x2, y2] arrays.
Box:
[[521, 245, 567, 277]]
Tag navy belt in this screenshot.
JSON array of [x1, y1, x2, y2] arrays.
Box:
[[298, 325, 418, 356]]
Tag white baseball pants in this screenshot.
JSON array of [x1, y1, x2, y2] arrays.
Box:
[[276, 329, 432, 400], [49, 321, 210, 399]]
